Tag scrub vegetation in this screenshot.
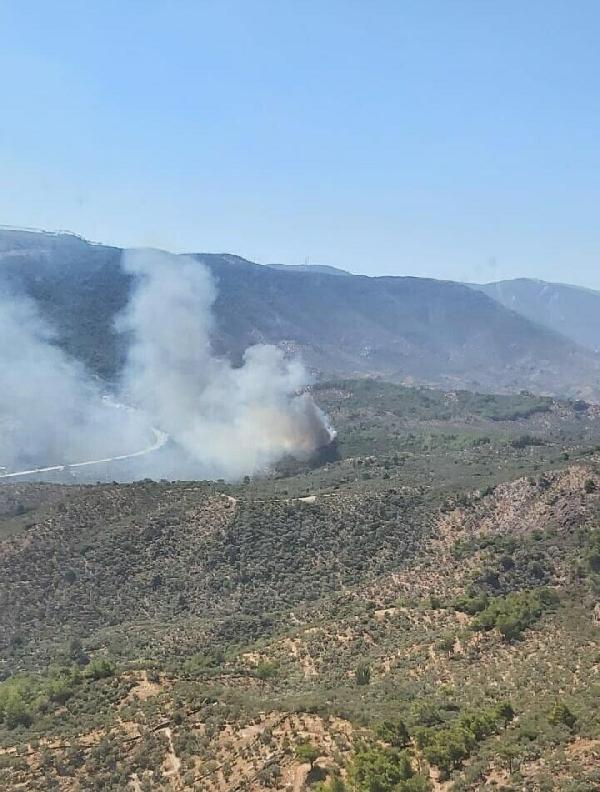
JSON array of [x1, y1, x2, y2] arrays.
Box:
[[1, 380, 599, 790]]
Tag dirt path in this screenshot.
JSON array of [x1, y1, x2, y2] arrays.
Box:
[[0, 427, 168, 479], [161, 726, 182, 783]]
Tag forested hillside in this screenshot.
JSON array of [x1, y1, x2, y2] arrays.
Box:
[[1, 381, 599, 790], [3, 229, 600, 398]]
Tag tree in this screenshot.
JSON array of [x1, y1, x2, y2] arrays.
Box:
[[422, 728, 469, 777], [436, 634, 455, 658], [68, 637, 89, 666], [84, 658, 116, 680], [3, 690, 32, 729], [376, 719, 410, 748], [497, 739, 522, 774], [349, 745, 429, 792], [355, 662, 371, 686], [415, 702, 508, 779], [494, 701, 515, 727], [295, 742, 320, 770], [548, 701, 577, 731]]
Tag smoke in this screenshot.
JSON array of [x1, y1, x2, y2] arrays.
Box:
[[118, 249, 333, 479], [0, 283, 150, 473], [0, 249, 333, 480]]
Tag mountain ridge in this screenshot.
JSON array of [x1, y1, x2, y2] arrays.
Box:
[[475, 277, 600, 353], [2, 228, 600, 399]]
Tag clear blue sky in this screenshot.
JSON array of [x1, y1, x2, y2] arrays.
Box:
[[2, 1, 600, 287]]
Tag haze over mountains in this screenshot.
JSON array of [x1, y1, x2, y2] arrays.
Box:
[[477, 278, 600, 354], [2, 228, 600, 400]]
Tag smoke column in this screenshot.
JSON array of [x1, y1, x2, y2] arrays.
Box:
[[0, 250, 333, 480], [118, 249, 333, 480], [0, 283, 149, 472]]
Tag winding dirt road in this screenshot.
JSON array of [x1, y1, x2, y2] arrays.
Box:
[[0, 427, 168, 480]]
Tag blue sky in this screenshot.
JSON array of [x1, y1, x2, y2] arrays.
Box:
[[1, 1, 600, 287]]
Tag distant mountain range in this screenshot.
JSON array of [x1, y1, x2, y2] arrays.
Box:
[[476, 278, 600, 353], [1, 228, 600, 399], [266, 262, 351, 276]]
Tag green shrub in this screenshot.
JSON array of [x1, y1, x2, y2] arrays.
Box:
[[2, 689, 33, 729], [375, 719, 410, 747], [452, 593, 489, 615], [255, 661, 279, 680], [295, 741, 320, 768], [548, 701, 577, 731], [84, 659, 116, 680], [183, 650, 225, 675], [414, 701, 514, 778], [471, 588, 559, 640], [315, 775, 347, 792], [355, 662, 371, 686], [349, 744, 429, 791]]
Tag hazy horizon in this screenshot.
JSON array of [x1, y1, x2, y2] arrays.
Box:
[[2, 1, 600, 289], [4, 223, 600, 293]]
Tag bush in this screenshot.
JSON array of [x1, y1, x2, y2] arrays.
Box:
[[355, 662, 371, 686], [376, 719, 410, 748], [2, 690, 33, 729], [67, 637, 89, 666], [183, 650, 224, 674], [255, 661, 279, 680], [471, 588, 559, 640], [415, 701, 514, 778], [436, 634, 455, 657], [452, 593, 489, 615], [548, 701, 577, 731], [84, 659, 116, 680], [0, 678, 37, 729], [295, 741, 320, 768], [494, 701, 515, 727], [46, 678, 74, 705], [349, 745, 430, 791], [257, 761, 282, 786], [584, 531, 600, 574]]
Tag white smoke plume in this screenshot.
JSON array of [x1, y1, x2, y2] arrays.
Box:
[[118, 249, 333, 479], [0, 250, 333, 481], [0, 283, 150, 473]]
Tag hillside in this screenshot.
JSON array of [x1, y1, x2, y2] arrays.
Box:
[[0, 380, 599, 790], [2, 229, 600, 398], [476, 278, 600, 353], [265, 263, 352, 276]]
